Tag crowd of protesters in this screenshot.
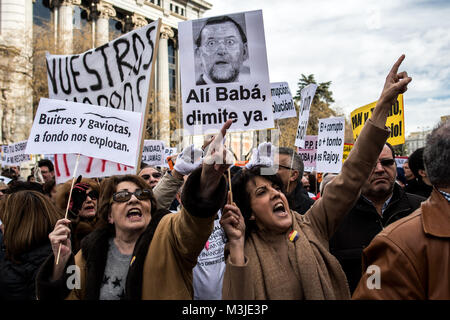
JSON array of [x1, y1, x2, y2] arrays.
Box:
[[0, 55, 448, 301]]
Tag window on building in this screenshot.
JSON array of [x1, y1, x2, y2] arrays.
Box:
[[33, 0, 51, 27], [168, 39, 177, 101]]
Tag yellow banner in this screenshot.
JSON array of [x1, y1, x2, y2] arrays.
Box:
[[343, 143, 353, 162], [350, 94, 405, 146]]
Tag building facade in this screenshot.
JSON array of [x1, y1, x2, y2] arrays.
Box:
[[0, 0, 212, 146]]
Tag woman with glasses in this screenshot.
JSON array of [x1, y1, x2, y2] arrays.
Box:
[[54, 178, 100, 254], [36, 121, 233, 300]]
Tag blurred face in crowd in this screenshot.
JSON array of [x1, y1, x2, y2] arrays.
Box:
[[276, 154, 299, 193], [197, 21, 248, 83], [246, 176, 292, 234], [109, 181, 152, 235], [361, 145, 397, 200], [78, 187, 98, 219], [139, 167, 162, 189], [40, 165, 54, 183], [302, 172, 310, 191], [403, 161, 414, 180]]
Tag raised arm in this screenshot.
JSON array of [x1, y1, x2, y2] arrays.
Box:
[[305, 55, 412, 241]]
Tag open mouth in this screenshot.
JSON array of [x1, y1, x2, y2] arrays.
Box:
[[273, 202, 287, 217], [215, 61, 229, 65], [126, 208, 143, 220], [83, 205, 95, 211]]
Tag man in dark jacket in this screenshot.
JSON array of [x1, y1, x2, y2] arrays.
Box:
[[276, 147, 314, 214], [330, 143, 425, 294]]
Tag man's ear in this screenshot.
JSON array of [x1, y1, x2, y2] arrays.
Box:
[[242, 43, 249, 60], [418, 169, 427, 179], [290, 170, 299, 182]]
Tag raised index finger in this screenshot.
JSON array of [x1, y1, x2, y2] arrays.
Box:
[[219, 119, 233, 139], [389, 54, 405, 76]]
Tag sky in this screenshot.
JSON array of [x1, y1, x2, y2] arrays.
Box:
[[206, 0, 450, 136]]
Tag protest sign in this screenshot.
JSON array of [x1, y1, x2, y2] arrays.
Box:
[[25, 98, 142, 167], [142, 140, 165, 166], [46, 20, 161, 169], [1, 141, 32, 166], [179, 10, 274, 134], [316, 117, 345, 173], [271, 82, 296, 120], [395, 156, 408, 168], [342, 143, 354, 162], [163, 147, 177, 168], [297, 135, 317, 172], [294, 84, 318, 148], [53, 153, 136, 185], [351, 94, 405, 146]]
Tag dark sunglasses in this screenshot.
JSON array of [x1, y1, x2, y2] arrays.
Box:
[[141, 173, 162, 180], [278, 164, 293, 170], [86, 190, 99, 200], [375, 159, 395, 167], [112, 189, 152, 203]]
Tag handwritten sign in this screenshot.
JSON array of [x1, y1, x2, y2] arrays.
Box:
[[271, 82, 296, 120], [25, 98, 142, 167], [342, 143, 354, 162], [351, 94, 405, 146], [142, 140, 165, 166], [163, 147, 177, 168], [316, 117, 345, 173], [294, 84, 318, 148], [1, 141, 32, 166], [179, 10, 273, 134], [297, 135, 317, 172]]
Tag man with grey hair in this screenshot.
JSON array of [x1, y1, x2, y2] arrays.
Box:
[[275, 147, 314, 214], [353, 120, 450, 299]]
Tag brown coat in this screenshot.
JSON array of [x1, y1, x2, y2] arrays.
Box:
[[353, 188, 450, 299], [223, 119, 390, 300]]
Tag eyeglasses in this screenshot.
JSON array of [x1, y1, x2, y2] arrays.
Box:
[[141, 172, 162, 180], [202, 38, 239, 52], [374, 159, 395, 168], [86, 190, 99, 200], [112, 189, 152, 203]]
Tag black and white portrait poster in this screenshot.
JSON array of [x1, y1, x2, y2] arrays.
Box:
[[179, 10, 274, 134]]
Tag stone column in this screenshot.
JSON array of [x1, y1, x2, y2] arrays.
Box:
[[91, 1, 116, 47], [55, 0, 81, 54], [156, 25, 174, 144]]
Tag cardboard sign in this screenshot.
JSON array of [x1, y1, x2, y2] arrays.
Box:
[[142, 140, 165, 166], [294, 84, 318, 148], [46, 20, 161, 169], [25, 98, 142, 167], [316, 117, 345, 173], [179, 10, 274, 134], [54, 153, 136, 185], [1, 141, 32, 166], [351, 94, 405, 146], [163, 147, 177, 168], [297, 135, 317, 172], [271, 82, 296, 120]]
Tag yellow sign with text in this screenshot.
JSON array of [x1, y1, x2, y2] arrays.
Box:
[[343, 143, 354, 162], [350, 95, 405, 146]]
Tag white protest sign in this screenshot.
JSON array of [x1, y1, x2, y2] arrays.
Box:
[[316, 117, 345, 173], [0, 175, 12, 184], [46, 20, 160, 169], [142, 140, 165, 166], [163, 147, 177, 168], [395, 156, 408, 168], [297, 135, 317, 172], [271, 82, 296, 120], [53, 153, 136, 185], [179, 10, 274, 134], [1, 141, 32, 166], [25, 98, 142, 167], [294, 84, 318, 148]]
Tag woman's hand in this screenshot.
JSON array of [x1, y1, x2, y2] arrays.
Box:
[[372, 55, 412, 127], [49, 218, 72, 280], [220, 192, 245, 265]]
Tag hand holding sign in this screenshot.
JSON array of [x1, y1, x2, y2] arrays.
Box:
[[200, 120, 234, 199], [245, 142, 276, 169], [372, 55, 412, 128]]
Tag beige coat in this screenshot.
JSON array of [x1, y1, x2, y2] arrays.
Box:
[[223, 119, 390, 300], [353, 188, 450, 299]]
